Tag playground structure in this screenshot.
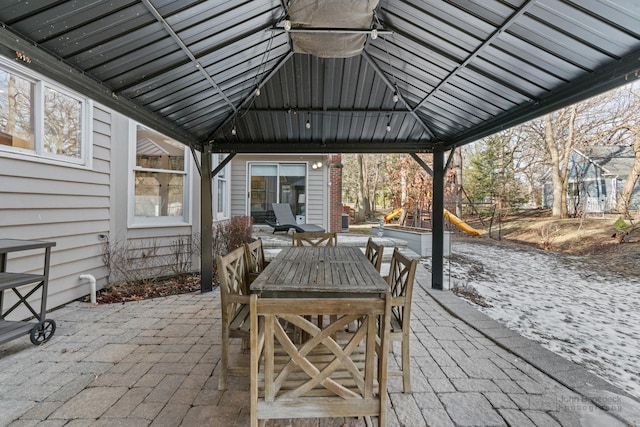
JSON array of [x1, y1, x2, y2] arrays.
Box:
[[384, 206, 482, 236], [383, 207, 403, 223], [378, 159, 484, 235], [444, 209, 482, 236]]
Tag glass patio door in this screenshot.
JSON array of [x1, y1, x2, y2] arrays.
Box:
[[249, 163, 306, 224]]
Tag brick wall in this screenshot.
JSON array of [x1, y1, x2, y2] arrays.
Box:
[[328, 154, 343, 232]]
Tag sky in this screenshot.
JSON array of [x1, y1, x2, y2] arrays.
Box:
[[421, 238, 640, 399]]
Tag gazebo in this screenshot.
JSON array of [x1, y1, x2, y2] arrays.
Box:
[[2, 0, 640, 291]]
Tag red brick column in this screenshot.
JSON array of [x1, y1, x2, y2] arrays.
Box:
[[329, 154, 343, 233]]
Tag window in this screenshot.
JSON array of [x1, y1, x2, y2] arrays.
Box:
[[44, 87, 82, 158], [132, 124, 189, 224], [214, 154, 229, 220], [0, 60, 89, 164]]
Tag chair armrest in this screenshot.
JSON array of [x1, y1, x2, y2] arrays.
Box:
[[227, 294, 251, 304]]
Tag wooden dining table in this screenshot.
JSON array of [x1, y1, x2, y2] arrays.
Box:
[[249, 246, 389, 298]]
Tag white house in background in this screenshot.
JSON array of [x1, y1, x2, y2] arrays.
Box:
[[0, 55, 341, 314]]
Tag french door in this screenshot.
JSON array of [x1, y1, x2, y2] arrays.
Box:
[[249, 163, 306, 224]]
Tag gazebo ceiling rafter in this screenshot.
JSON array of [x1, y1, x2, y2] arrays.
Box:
[[409, 0, 537, 113], [140, 0, 237, 114]]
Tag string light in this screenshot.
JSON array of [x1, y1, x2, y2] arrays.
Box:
[[255, 87, 261, 96], [386, 121, 391, 132], [231, 126, 237, 136], [284, 20, 291, 31], [393, 92, 399, 103], [305, 113, 311, 129], [371, 29, 378, 40]]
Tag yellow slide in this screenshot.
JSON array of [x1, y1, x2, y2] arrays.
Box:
[[444, 209, 482, 236], [384, 207, 403, 223]]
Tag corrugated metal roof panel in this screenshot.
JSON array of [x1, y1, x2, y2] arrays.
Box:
[[1, 0, 639, 152]]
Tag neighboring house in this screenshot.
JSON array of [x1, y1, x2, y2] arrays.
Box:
[[542, 146, 640, 214], [0, 56, 343, 314]]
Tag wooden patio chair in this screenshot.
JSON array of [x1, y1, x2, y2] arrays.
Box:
[[244, 238, 269, 284], [386, 248, 418, 393], [249, 293, 391, 427], [365, 237, 384, 272], [291, 232, 337, 247], [216, 246, 251, 390]]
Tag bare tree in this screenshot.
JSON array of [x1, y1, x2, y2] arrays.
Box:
[[519, 90, 623, 218], [356, 154, 370, 220]]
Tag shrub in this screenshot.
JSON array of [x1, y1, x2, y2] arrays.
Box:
[[102, 238, 165, 286], [101, 216, 254, 287], [211, 215, 254, 275]]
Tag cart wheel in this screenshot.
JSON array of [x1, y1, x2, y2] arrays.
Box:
[[30, 319, 56, 345]]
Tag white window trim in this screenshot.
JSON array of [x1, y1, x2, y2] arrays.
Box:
[[0, 56, 93, 168], [127, 121, 192, 228], [214, 154, 230, 221]]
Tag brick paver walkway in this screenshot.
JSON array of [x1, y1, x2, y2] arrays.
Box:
[[0, 266, 637, 426]]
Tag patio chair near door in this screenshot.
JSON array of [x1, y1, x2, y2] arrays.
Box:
[[266, 203, 325, 234], [292, 232, 337, 246]]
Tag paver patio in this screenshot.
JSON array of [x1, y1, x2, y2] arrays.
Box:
[[0, 265, 637, 426]]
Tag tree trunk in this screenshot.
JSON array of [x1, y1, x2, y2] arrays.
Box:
[[453, 148, 463, 217], [617, 133, 640, 219], [544, 107, 577, 218], [356, 154, 370, 220], [545, 114, 565, 218]]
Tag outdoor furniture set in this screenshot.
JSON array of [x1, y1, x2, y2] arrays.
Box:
[[216, 234, 418, 426]]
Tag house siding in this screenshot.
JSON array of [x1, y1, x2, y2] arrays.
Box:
[[108, 113, 200, 284], [230, 155, 327, 229], [0, 104, 203, 318], [0, 104, 112, 315]]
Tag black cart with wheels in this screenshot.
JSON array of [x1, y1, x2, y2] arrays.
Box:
[[0, 239, 56, 346]]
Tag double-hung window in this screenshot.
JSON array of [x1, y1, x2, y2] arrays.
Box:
[[0, 59, 90, 165], [132, 124, 190, 225]]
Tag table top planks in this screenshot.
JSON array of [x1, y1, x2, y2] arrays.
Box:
[[250, 246, 389, 297]]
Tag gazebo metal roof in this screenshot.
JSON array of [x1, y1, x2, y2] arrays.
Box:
[[1, 0, 640, 155]]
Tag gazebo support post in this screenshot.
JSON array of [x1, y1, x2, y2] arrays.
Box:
[[200, 144, 214, 292], [431, 148, 445, 290]]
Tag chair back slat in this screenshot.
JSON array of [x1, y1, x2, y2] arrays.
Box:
[[365, 237, 384, 272], [244, 238, 266, 274], [386, 248, 418, 327], [216, 246, 249, 307], [216, 246, 252, 390], [292, 232, 337, 247]]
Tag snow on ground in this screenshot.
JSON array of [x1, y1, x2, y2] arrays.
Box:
[[422, 238, 640, 399]]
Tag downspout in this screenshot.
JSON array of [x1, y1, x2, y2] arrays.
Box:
[[79, 274, 97, 304]]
